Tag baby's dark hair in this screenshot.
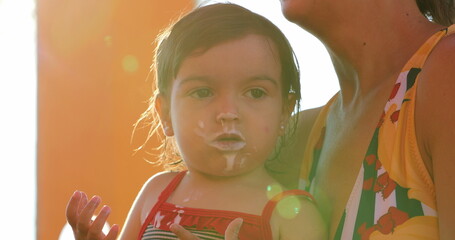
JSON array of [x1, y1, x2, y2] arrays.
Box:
[[416, 0, 455, 26], [136, 3, 301, 170]]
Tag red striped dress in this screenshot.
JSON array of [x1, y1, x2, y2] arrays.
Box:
[[138, 171, 314, 240]]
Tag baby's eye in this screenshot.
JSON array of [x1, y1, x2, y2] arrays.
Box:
[[246, 88, 267, 99], [190, 88, 213, 98]]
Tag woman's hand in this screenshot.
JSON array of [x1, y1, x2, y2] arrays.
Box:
[[170, 218, 243, 240], [66, 191, 120, 240]]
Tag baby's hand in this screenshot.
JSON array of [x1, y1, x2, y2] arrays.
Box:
[[66, 191, 119, 240], [170, 218, 243, 240]]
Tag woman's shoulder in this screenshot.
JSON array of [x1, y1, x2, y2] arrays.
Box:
[[298, 107, 323, 129], [415, 29, 455, 172], [416, 30, 455, 109], [421, 29, 455, 77], [296, 107, 324, 144], [416, 29, 455, 113]]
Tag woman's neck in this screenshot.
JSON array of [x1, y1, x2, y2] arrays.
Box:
[[309, 1, 444, 106]]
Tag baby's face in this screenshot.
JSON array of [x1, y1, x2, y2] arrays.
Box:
[[163, 34, 289, 177]]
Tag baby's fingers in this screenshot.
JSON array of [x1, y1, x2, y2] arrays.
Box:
[[170, 224, 200, 240], [86, 205, 111, 239], [104, 224, 120, 240], [66, 191, 82, 227], [225, 218, 243, 240], [77, 196, 101, 235], [78, 191, 89, 215]]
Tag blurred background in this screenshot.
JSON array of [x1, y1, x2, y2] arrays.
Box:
[[0, 0, 337, 239]]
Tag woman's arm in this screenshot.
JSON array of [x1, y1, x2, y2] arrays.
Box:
[[267, 107, 322, 189], [416, 32, 455, 240]]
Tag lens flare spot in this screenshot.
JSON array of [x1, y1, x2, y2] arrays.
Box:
[[104, 35, 112, 47], [122, 55, 139, 73], [266, 183, 282, 199], [276, 195, 301, 219]]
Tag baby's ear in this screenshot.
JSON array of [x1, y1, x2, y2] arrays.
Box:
[[282, 93, 296, 120], [286, 93, 297, 115], [155, 94, 174, 136], [279, 93, 297, 136]]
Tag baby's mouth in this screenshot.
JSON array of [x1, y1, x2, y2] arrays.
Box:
[[209, 133, 246, 151]]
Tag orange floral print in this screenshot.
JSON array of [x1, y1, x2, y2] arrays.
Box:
[[374, 172, 397, 199], [358, 207, 410, 239]]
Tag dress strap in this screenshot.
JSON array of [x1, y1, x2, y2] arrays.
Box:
[[156, 171, 187, 203], [404, 25, 455, 69], [260, 189, 316, 239], [137, 171, 187, 240]]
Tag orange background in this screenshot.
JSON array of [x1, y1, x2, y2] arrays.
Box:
[[37, 0, 193, 239]]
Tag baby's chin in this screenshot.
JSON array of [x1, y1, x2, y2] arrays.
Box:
[[188, 160, 264, 179]]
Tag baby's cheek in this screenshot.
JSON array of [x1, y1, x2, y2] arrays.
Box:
[[263, 125, 279, 134]]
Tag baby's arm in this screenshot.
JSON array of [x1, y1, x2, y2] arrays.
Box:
[[66, 191, 119, 240], [274, 195, 327, 240]]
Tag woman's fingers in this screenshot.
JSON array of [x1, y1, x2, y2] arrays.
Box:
[[169, 223, 200, 240], [225, 218, 243, 240]]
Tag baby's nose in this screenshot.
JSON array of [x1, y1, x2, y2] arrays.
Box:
[[216, 112, 239, 124], [216, 94, 240, 124]]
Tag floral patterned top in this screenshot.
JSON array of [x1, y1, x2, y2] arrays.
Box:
[[299, 25, 455, 240]]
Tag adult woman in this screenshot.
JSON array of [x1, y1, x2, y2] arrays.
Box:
[[274, 0, 455, 239]]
